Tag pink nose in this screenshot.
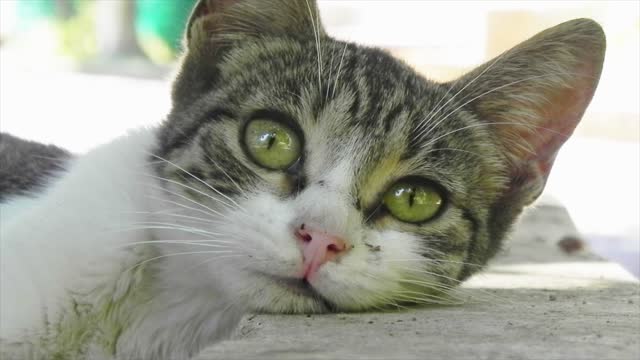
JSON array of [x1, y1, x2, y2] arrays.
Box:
[[295, 226, 347, 280]]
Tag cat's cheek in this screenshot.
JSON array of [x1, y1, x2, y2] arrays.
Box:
[[223, 193, 304, 277], [374, 230, 425, 265], [312, 231, 423, 310], [215, 223, 303, 278]]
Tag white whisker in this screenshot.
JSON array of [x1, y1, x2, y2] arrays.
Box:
[[117, 240, 237, 250], [142, 183, 231, 220], [421, 121, 566, 150], [304, 0, 322, 94], [125, 251, 235, 273], [144, 195, 225, 220], [143, 173, 237, 213], [204, 154, 248, 198], [419, 72, 585, 145], [331, 42, 349, 99], [147, 152, 245, 212], [414, 51, 508, 138], [126, 211, 219, 225], [112, 224, 223, 238], [385, 257, 484, 268]]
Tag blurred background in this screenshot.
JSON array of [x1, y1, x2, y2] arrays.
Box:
[[0, 0, 638, 276]]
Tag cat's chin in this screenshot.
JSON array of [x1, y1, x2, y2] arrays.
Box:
[[249, 272, 336, 313]]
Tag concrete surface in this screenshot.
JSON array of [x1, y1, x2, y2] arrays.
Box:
[[196, 204, 640, 360]]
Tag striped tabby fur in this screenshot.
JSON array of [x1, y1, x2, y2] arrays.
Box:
[[155, 0, 605, 311], [0, 0, 605, 359]]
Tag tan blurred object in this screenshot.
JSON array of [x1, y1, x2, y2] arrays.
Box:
[[486, 11, 544, 58], [388, 48, 470, 83]]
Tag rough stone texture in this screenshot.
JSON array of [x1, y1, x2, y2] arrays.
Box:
[[197, 204, 640, 360]]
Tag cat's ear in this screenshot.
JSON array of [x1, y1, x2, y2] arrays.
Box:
[[448, 19, 605, 206], [185, 0, 324, 50]]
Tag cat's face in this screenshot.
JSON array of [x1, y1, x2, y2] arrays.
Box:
[[152, 0, 605, 312]]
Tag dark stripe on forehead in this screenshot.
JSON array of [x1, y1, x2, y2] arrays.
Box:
[[420, 139, 451, 163], [362, 92, 383, 129], [357, 51, 408, 131], [382, 104, 404, 133], [348, 85, 361, 121]]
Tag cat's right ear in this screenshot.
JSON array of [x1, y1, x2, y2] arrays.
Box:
[[185, 0, 324, 52], [446, 19, 605, 208]]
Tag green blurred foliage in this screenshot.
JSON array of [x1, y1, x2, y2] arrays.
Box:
[[16, 0, 56, 28], [14, 0, 197, 64], [135, 0, 196, 63], [57, 1, 97, 61]]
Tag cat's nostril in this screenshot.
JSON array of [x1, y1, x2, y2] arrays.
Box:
[[295, 228, 313, 243], [296, 226, 349, 279], [327, 243, 342, 253]]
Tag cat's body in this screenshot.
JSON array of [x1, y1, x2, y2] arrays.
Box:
[[0, 133, 71, 203], [0, 1, 605, 359], [1, 130, 244, 359]]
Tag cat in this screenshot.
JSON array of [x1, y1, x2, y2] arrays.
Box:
[[0, 0, 605, 359]]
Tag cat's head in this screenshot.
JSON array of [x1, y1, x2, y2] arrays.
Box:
[[152, 0, 605, 312]]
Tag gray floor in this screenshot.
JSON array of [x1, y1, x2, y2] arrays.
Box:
[[197, 205, 640, 360]]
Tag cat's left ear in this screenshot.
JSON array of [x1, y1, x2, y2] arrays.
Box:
[[448, 19, 605, 206], [185, 0, 325, 50]]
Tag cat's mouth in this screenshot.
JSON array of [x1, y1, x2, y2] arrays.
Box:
[[258, 273, 336, 312]]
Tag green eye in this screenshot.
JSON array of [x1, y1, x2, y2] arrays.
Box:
[[383, 180, 444, 223], [244, 119, 301, 170]]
